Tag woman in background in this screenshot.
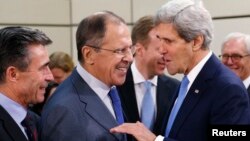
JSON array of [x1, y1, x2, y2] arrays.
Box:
[[49, 51, 75, 84]]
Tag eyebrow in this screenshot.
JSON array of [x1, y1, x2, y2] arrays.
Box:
[[156, 35, 169, 41], [40, 61, 50, 69]]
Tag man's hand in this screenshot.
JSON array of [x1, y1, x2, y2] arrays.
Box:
[[110, 121, 157, 141]]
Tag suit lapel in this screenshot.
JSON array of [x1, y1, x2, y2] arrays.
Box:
[[154, 76, 174, 133], [247, 86, 250, 102], [247, 86, 250, 94], [170, 54, 218, 136], [71, 70, 124, 140], [0, 106, 28, 141]]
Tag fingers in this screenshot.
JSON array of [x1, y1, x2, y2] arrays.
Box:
[[110, 121, 157, 141], [110, 122, 138, 134]]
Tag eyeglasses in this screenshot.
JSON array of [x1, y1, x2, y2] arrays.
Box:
[[218, 54, 250, 62], [85, 44, 136, 56]]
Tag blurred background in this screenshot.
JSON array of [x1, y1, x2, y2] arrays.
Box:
[[1, 0, 250, 79]]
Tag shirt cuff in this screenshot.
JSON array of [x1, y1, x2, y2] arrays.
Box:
[[154, 135, 164, 141]]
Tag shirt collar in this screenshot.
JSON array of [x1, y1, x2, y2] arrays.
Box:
[[131, 61, 158, 86], [243, 75, 250, 89], [76, 63, 110, 100], [186, 51, 212, 89], [0, 93, 27, 124]]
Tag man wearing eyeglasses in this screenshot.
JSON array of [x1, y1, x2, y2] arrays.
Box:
[[220, 32, 250, 99], [39, 11, 133, 141]]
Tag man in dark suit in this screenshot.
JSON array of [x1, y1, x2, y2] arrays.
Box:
[[39, 11, 134, 141], [220, 32, 250, 101], [117, 16, 179, 137], [0, 26, 53, 141], [110, 0, 250, 141]]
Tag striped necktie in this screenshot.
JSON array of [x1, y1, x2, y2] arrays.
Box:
[[21, 111, 37, 141]]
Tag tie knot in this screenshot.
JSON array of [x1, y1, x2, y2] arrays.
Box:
[[21, 112, 32, 127], [108, 86, 124, 125], [182, 76, 189, 86], [144, 80, 151, 90], [108, 87, 119, 103], [21, 111, 37, 141]]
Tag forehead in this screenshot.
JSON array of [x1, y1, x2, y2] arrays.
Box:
[[148, 27, 157, 37], [103, 22, 132, 46], [223, 38, 247, 53], [28, 44, 49, 66], [155, 23, 179, 38]]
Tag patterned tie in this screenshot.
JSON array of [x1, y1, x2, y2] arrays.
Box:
[[141, 81, 155, 130], [165, 76, 189, 137], [21, 112, 37, 141], [108, 87, 124, 125]]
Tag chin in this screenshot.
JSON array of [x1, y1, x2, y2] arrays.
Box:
[[115, 80, 125, 86], [37, 96, 45, 103], [167, 70, 177, 75]]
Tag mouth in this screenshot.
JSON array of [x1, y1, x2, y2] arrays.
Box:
[[39, 87, 46, 94], [117, 67, 128, 73], [116, 65, 129, 75], [158, 60, 166, 68], [163, 57, 171, 65]]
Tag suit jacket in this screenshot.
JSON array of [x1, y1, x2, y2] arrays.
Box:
[[39, 69, 126, 141], [247, 86, 250, 102], [0, 106, 39, 141], [117, 67, 180, 136], [162, 54, 250, 141]]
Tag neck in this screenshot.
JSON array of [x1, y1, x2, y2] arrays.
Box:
[[134, 59, 154, 80], [185, 49, 210, 75]]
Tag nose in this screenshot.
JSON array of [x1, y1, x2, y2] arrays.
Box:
[[45, 67, 54, 81], [123, 50, 134, 63], [159, 44, 167, 54], [224, 57, 234, 65]]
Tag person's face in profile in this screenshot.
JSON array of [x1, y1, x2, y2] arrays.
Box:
[[17, 44, 54, 106], [138, 28, 166, 78], [155, 23, 194, 75]]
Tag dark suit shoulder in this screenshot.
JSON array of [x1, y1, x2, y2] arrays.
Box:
[[158, 74, 180, 85], [0, 106, 28, 141]]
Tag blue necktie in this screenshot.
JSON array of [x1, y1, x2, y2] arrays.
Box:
[[165, 76, 189, 137], [109, 87, 124, 125], [141, 81, 155, 130]]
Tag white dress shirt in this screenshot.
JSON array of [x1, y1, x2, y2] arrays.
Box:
[[131, 61, 158, 116], [243, 75, 250, 89], [0, 93, 27, 138], [76, 63, 116, 118]]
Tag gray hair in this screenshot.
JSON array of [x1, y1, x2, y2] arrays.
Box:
[[154, 0, 213, 49], [221, 32, 250, 53]]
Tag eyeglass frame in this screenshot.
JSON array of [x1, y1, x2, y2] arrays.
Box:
[[218, 54, 250, 62], [85, 44, 136, 56]]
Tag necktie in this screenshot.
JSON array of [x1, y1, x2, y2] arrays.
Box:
[[141, 81, 155, 130], [108, 87, 124, 125], [165, 76, 189, 137], [21, 112, 37, 141]]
